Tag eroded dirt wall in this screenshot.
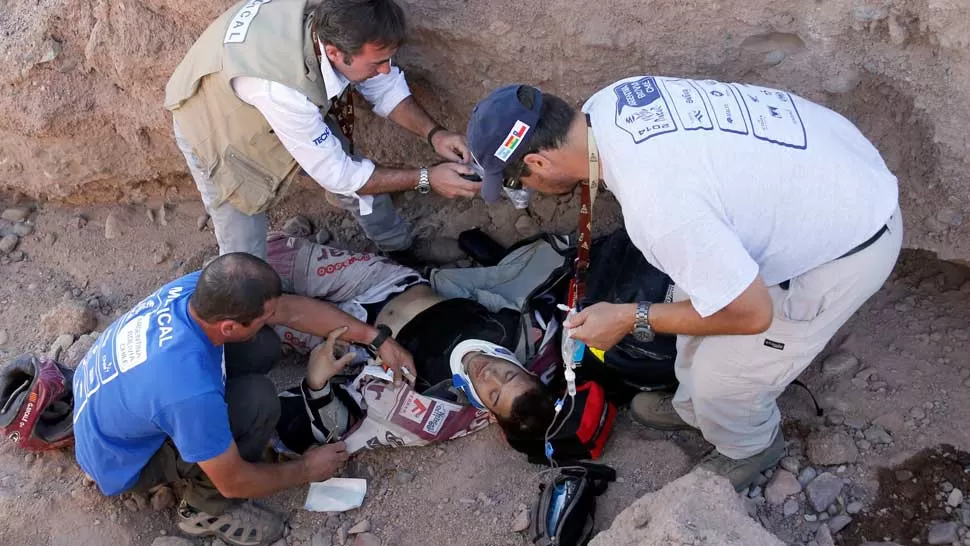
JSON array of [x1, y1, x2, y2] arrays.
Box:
[[1, 0, 968, 258]]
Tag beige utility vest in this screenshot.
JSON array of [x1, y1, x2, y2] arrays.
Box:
[[165, 0, 347, 215]]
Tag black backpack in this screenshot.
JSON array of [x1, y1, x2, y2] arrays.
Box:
[[518, 229, 679, 405]]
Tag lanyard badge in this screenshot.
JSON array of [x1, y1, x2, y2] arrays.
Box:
[[558, 116, 601, 399]]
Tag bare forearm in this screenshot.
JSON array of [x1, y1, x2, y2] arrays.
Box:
[[387, 96, 437, 140], [356, 167, 419, 195], [221, 459, 310, 500], [652, 296, 772, 336], [647, 301, 761, 336], [273, 294, 378, 345], [603, 300, 771, 338]]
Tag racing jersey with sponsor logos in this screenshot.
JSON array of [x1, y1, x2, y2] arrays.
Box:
[[73, 272, 231, 496], [582, 76, 899, 317]]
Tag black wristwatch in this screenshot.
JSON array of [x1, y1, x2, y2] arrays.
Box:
[[632, 301, 655, 343], [367, 324, 393, 355]]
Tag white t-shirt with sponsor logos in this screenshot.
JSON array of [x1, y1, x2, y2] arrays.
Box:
[[582, 76, 899, 317]]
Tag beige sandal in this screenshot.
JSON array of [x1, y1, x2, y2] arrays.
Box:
[[177, 499, 284, 546]]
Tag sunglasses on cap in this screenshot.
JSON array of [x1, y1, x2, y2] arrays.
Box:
[[503, 166, 525, 190]]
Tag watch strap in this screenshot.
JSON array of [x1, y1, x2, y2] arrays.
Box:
[[367, 324, 393, 355], [634, 302, 652, 333], [416, 167, 431, 193], [426, 125, 446, 147]]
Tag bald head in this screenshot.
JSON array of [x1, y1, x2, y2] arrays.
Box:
[[189, 253, 282, 326]]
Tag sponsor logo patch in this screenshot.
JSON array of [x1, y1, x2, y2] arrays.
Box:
[[422, 403, 451, 435], [316, 254, 372, 276], [312, 128, 330, 145], [223, 0, 273, 44], [116, 315, 149, 373], [764, 339, 785, 351], [493, 121, 530, 162], [400, 392, 429, 424]]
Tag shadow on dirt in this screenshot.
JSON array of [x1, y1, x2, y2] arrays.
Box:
[[840, 445, 970, 545]]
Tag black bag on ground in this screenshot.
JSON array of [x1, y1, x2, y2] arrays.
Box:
[[578, 229, 678, 402], [531, 463, 616, 546], [518, 228, 679, 404]]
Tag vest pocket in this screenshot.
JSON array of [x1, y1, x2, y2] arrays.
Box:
[[217, 145, 279, 215]]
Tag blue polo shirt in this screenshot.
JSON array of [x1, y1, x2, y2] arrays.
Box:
[[73, 272, 232, 496]]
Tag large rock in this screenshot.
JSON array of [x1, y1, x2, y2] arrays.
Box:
[[805, 472, 844, 512], [1, 0, 970, 261], [927, 522, 959, 545], [589, 469, 785, 546], [40, 300, 97, 337], [62, 333, 96, 368], [806, 429, 860, 466], [764, 469, 802, 505]]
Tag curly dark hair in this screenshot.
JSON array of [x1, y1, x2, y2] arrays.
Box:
[[496, 381, 557, 461]]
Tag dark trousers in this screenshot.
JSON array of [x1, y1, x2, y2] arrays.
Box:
[[132, 327, 282, 514]]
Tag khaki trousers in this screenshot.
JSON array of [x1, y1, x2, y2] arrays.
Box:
[[672, 209, 902, 459]]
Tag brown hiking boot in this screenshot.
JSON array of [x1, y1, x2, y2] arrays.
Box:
[[177, 499, 284, 546], [696, 432, 787, 492], [629, 392, 695, 431]]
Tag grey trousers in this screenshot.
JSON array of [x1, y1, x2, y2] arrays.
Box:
[[173, 123, 413, 260], [132, 328, 283, 514]]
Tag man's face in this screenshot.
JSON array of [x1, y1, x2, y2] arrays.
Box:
[[515, 150, 583, 197], [326, 42, 397, 83], [223, 298, 279, 343], [462, 353, 537, 419]]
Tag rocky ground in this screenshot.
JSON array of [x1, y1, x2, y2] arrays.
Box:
[[1, 182, 970, 546]]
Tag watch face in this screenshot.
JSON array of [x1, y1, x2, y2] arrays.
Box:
[[633, 328, 654, 343], [418, 184, 431, 194]]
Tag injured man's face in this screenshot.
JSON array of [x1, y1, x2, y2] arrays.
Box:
[[462, 352, 539, 419]]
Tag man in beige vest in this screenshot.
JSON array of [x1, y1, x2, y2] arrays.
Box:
[[165, 0, 480, 263]]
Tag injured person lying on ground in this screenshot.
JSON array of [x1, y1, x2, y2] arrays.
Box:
[[266, 231, 556, 457], [265, 228, 681, 463], [0, 228, 679, 545]]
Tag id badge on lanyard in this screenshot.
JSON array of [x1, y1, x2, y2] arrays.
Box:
[[571, 114, 601, 305], [561, 115, 602, 380]]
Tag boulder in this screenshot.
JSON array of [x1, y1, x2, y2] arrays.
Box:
[[589, 469, 785, 546]]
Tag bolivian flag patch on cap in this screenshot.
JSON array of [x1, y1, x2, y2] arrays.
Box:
[[494, 121, 531, 162]]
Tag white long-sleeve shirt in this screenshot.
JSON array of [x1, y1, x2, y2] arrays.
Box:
[[231, 47, 411, 214]]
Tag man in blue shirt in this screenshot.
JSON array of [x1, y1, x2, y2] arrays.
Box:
[[73, 252, 413, 546]]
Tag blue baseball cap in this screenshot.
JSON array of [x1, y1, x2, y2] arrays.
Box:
[[466, 85, 543, 203]]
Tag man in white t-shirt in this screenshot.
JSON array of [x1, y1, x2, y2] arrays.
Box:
[[466, 79, 901, 490]]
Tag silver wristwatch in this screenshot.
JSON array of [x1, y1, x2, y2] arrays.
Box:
[[416, 167, 431, 194], [632, 301, 655, 342]]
